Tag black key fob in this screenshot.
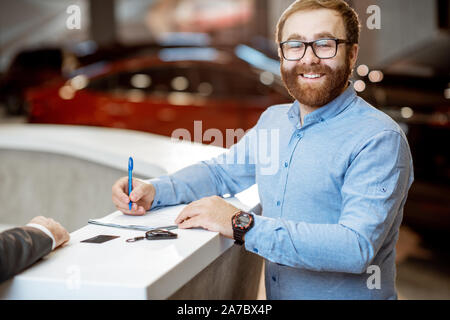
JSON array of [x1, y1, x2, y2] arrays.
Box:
[[145, 229, 177, 240]]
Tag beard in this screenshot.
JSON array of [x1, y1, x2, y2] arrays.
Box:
[[281, 55, 352, 107]]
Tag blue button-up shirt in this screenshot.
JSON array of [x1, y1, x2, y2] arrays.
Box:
[[149, 84, 414, 300]]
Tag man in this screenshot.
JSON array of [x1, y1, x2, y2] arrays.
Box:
[[0, 216, 70, 283], [112, 0, 413, 299]]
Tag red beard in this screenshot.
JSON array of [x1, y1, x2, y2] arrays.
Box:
[[281, 56, 351, 107]]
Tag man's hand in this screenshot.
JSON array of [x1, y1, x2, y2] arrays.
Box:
[[175, 196, 240, 239], [28, 216, 70, 248], [112, 177, 155, 215]]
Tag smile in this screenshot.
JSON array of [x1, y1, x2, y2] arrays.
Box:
[[300, 73, 325, 79]]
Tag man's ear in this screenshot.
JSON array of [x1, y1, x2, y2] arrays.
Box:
[[349, 44, 359, 70], [278, 47, 283, 60]]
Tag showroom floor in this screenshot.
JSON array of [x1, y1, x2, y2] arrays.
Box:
[[395, 227, 450, 300], [1, 108, 449, 300]]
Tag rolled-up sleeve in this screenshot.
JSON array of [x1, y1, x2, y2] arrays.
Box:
[[245, 130, 414, 274]]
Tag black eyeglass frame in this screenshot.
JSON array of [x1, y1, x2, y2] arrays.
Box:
[[279, 38, 354, 61]]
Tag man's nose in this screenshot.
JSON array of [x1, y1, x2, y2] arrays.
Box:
[[301, 45, 320, 65]]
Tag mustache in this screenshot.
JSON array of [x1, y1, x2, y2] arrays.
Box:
[[281, 60, 334, 75], [294, 64, 333, 74]]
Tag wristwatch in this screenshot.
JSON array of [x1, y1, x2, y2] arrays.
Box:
[[231, 211, 254, 245]]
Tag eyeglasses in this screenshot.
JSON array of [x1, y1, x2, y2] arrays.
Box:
[[280, 38, 353, 61]]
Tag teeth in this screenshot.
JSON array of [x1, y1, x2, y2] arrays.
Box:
[[303, 74, 321, 79]]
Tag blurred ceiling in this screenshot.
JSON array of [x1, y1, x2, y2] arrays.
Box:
[[383, 31, 450, 77]]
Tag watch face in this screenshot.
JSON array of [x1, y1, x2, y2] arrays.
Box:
[[236, 213, 251, 228]]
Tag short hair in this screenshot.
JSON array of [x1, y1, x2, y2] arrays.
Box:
[[276, 0, 361, 44]]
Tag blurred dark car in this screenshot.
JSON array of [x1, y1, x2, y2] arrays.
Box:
[[26, 46, 291, 147], [359, 63, 450, 237], [373, 32, 450, 241], [0, 48, 66, 115], [0, 35, 206, 116]]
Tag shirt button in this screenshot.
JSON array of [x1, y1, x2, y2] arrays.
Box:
[[272, 276, 277, 282], [276, 201, 281, 206], [253, 248, 258, 253], [157, 200, 161, 205], [284, 161, 288, 168]]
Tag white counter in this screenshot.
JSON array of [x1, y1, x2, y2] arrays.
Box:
[[0, 124, 261, 299], [0, 198, 253, 300], [0, 123, 227, 177]]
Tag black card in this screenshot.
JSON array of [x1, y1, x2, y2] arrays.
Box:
[[81, 235, 120, 243]]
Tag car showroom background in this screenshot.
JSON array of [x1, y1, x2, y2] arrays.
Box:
[[0, 0, 449, 299]]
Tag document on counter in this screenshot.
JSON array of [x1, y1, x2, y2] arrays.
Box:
[[88, 204, 187, 231], [88, 197, 248, 231]]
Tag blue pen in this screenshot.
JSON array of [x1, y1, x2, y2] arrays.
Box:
[[128, 157, 133, 210]]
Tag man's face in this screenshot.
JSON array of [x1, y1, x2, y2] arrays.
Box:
[[279, 9, 357, 107]]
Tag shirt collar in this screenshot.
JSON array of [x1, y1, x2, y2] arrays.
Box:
[[287, 81, 357, 129]]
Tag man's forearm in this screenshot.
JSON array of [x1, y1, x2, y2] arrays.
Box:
[[149, 155, 255, 209], [148, 161, 225, 208], [244, 215, 375, 274]]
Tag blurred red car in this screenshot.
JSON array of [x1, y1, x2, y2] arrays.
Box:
[[26, 46, 292, 147], [0, 48, 66, 115]]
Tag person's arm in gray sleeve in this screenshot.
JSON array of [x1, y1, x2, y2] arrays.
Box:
[[0, 227, 52, 283]]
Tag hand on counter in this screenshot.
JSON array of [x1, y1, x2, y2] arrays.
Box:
[[1, 216, 70, 283], [112, 177, 155, 216], [174, 196, 240, 239], [28, 216, 70, 248]]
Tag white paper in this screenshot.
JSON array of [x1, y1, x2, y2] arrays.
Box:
[[89, 197, 250, 230], [91, 204, 186, 229]]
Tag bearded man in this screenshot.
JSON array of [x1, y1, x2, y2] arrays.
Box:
[[112, 0, 414, 300]]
